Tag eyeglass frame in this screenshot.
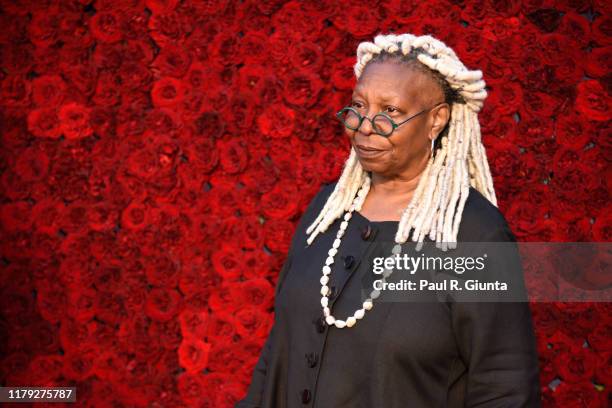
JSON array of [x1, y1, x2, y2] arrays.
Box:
[[335, 101, 447, 137]]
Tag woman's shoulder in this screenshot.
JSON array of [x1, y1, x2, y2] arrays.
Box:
[[458, 187, 515, 242]]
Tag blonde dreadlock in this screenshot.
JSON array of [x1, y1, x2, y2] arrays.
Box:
[[306, 33, 497, 251]]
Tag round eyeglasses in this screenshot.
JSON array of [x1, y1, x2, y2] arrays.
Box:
[[336, 102, 446, 137]]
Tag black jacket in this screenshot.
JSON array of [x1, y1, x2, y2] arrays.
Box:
[[236, 182, 541, 408]]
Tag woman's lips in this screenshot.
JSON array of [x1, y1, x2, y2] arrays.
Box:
[[356, 144, 385, 157]]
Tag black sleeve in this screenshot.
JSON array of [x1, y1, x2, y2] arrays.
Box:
[[450, 224, 542, 407], [235, 182, 335, 408]]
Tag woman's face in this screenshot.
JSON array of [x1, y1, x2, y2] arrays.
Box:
[[346, 61, 449, 177]]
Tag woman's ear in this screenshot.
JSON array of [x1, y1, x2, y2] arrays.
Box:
[[430, 103, 450, 140]]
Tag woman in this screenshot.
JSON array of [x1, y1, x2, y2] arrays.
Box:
[[236, 33, 541, 408]]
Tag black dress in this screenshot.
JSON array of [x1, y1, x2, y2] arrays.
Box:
[[236, 181, 541, 408]]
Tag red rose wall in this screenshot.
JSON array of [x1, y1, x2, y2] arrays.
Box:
[[0, 0, 610, 407]]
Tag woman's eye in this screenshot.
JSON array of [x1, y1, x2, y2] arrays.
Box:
[[386, 106, 398, 113], [350, 101, 362, 108]]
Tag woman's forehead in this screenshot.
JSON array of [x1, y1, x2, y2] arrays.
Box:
[[354, 62, 436, 103]]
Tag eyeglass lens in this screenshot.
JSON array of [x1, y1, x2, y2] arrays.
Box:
[[339, 109, 393, 136]]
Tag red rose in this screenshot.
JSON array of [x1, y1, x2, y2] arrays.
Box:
[[261, 183, 300, 220], [144, 287, 182, 322], [264, 218, 294, 254], [234, 306, 273, 339], [594, 352, 611, 385], [0, 200, 33, 232], [151, 43, 192, 78], [505, 195, 548, 238], [575, 80, 611, 121], [27, 8, 62, 48], [144, 254, 180, 287], [523, 90, 560, 119], [179, 308, 209, 339], [231, 279, 275, 311], [151, 77, 188, 108], [217, 138, 249, 174], [257, 103, 296, 139], [555, 111, 593, 150], [67, 286, 96, 322], [282, 69, 324, 108], [91, 73, 122, 108], [206, 311, 236, 343], [211, 244, 243, 281], [316, 147, 345, 183], [148, 10, 190, 47], [95, 290, 126, 325], [14, 146, 50, 183], [27, 354, 64, 384], [588, 323, 612, 352], [208, 30, 244, 69], [149, 318, 182, 350], [591, 13, 611, 45], [235, 215, 265, 250], [1, 74, 31, 108], [121, 200, 150, 230], [62, 348, 96, 381], [530, 303, 560, 337], [585, 46, 611, 78], [592, 209, 611, 241], [182, 134, 220, 174], [145, 0, 180, 14], [551, 162, 600, 204], [239, 158, 277, 193], [89, 11, 123, 44], [206, 342, 243, 373], [550, 217, 592, 241], [177, 372, 211, 406], [93, 348, 128, 383], [242, 250, 275, 280], [87, 201, 119, 232], [551, 381, 601, 408], [27, 107, 62, 139], [178, 337, 211, 373]]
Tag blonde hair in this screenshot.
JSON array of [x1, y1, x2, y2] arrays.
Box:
[[306, 33, 497, 251]]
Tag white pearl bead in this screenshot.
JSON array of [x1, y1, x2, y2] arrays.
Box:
[[333, 238, 341, 248], [325, 256, 334, 265], [321, 297, 328, 307], [340, 221, 348, 230], [334, 319, 346, 328], [354, 309, 365, 319], [346, 316, 357, 327], [392, 244, 402, 254], [328, 247, 337, 256], [321, 286, 329, 296], [344, 212, 351, 221], [363, 300, 373, 310], [320, 276, 329, 285], [371, 289, 380, 299], [325, 316, 335, 325], [323, 306, 330, 316], [322, 265, 331, 274]]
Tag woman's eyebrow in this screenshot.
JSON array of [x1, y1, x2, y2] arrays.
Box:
[[352, 90, 402, 102]]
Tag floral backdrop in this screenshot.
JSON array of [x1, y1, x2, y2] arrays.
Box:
[[0, 0, 610, 407]]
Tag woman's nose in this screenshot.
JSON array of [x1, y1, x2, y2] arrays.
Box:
[[357, 111, 376, 135]]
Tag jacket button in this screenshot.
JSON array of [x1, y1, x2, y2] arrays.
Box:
[[361, 225, 372, 240], [305, 352, 318, 368], [301, 388, 311, 403], [343, 255, 355, 269], [314, 315, 326, 333]]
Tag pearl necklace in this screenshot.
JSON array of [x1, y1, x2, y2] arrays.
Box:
[[320, 177, 403, 329]]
